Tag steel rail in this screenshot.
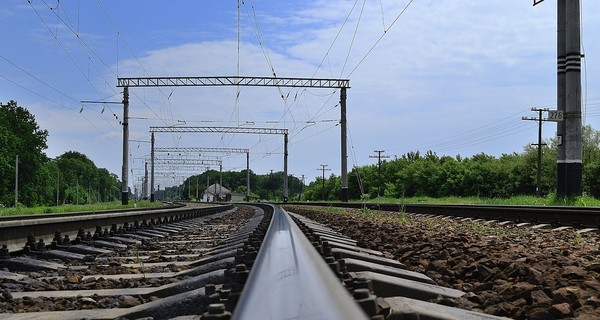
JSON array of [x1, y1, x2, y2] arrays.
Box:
[[0, 202, 184, 222], [285, 202, 600, 228], [0, 204, 233, 253], [233, 205, 368, 320]]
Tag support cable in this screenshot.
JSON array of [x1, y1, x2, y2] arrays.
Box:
[[340, 0, 366, 77], [346, 0, 414, 78]]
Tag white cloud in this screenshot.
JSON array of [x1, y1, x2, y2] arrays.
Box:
[[4, 0, 599, 188]]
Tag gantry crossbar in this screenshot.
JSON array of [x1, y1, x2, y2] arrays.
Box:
[[155, 147, 249, 154], [150, 126, 287, 135], [119, 76, 350, 205], [118, 76, 349, 89], [152, 159, 222, 166]]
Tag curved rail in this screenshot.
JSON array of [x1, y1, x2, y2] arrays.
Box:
[[233, 205, 368, 320], [285, 202, 600, 228]]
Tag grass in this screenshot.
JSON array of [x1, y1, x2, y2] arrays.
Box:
[[133, 245, 146, 278], [0, 200, 164, 217], [356, 194, 600, 207], [324, 206, 346, 216]]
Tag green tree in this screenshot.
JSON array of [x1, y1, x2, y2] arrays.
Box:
[[0, 101, 49, 207], [582, 124, 600, 197]]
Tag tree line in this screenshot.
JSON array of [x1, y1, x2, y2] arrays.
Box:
[[160, 170, 305, 201], [1, 101, 305, 206], [5, 100, 600, 206], [302, 125, 600, 201], [1, 101, 121, 207]]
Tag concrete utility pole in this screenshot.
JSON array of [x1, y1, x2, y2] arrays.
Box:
[[563, 0, 583, 197], [150, 132, 155, 202], [121, 87, 130, 205], [14, 155, 18, 208], [300, 174, 305, 201], [370, 150, 390, 198], [318, 164, 331, 201], [268, 169, 274, 200], [556, 0, 567, 196], [56, 170, 60, 206], [246, 152, 250, 202], [522, 108, 551, 196], [340, 88, 348, 202], [143, 162, 148, 199], [540, 0, 582, 196], [283, 132, 289, 202]]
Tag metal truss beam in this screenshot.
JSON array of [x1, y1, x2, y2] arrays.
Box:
[[120, 76, 350, 205], [152, 159, 222, 166], [118, 76, 349, 89], [153, 146, 251, 201], [150, 126, 287, 135], [150, 126, 286, 201], [155, 147, 249, 154]]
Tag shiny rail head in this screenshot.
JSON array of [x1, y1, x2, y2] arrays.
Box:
[[233, 205, 368, 320]]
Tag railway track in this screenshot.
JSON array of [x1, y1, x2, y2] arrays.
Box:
[[0, 203, 512, 319], [286, 202, 600, 230]]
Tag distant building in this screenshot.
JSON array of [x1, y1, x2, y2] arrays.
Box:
[[203, 183, 231, 202], [231, 192, 246, 202]]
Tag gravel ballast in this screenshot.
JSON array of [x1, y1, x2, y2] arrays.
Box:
[[284, 205, 600, 320]]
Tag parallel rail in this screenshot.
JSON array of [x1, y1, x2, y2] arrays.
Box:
[[0, 202, 184, 222], [285, 202, 600, 228], [0, 204, 232, 253]]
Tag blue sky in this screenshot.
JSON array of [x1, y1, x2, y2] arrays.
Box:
[[2, 0, 599, 191]]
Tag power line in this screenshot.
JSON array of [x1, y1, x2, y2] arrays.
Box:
[[317, 164, 331, 201], [311, 0, 360, 78], [340, 0, 367, 77], [0, 55, 79, 104], [396, 108, 533, 154], [29, 2, 121, 132], [346, 0, 414, 78], [369, 150, 390, 197]]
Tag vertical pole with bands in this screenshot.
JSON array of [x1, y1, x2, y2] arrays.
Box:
[[556, 0, 567, 196], [121, 87, 129, 205], [340, 88, 348, 202], [564, 0, 582, 196]]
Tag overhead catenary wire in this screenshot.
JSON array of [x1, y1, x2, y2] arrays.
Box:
[[95, 0, 180, 148], [390, 108, 545, 157], [345, 0, 414, 78], [340, 0, 366, 78], [0, 63, 118, 144], [30, 1, 121, 132], [39, 0, 122, 124]]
